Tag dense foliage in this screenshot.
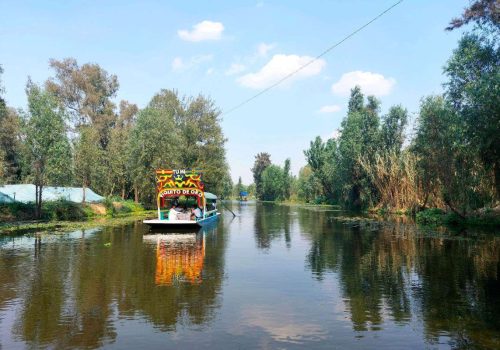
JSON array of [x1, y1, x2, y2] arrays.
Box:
[[0, 60, 231, 212], [296, 18, 499, 215]]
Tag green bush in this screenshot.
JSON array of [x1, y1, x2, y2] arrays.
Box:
[[0, 202, 36, 221], [416, 208, 446, 226], [42, 200, 86, 221]]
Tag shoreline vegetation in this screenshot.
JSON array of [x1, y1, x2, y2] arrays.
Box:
[[249, 200, 500, 229], [2, 198, 498, 235], [0, 198, 154, 234], [244, 17, 499, 230]]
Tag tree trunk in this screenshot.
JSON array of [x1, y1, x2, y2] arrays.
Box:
[[134, 184, 139, 203], [35, 184, 39, 219], [495, 159, 500, 201], [121, 185, 125, 200], [444, 197, 466, 219], [36, 184, 43, 219], [82, 181, 86, 204]]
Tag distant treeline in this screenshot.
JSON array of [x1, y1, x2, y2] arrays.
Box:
[[0, 59, 231, 216], [251, 9, 499, 216]]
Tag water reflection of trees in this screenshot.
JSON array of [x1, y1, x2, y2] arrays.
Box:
[[0, 221, 226, 348], [254, 203, 291, 250], [300, 210, 500, 348]]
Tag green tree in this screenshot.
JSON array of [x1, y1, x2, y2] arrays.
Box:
[[74, 126, 104, 203], [181, 94, 230, 195], [283, 158, 291, 200], [348, 86, 364, 114], [261, 164, 285, 201], [24, 82, 73, 217], [106, 100, 138, 198], [412, 96, 494, 215], [251, 152, 271, 200], [127, 106, 180, 205], [0, 66, 23, 183], [338, 86, 381, 209], [296, 166, 322, 203], [444, 30, 500, 199], [380, 105, 408, 153], [304, 136, 339, 202], [46, 58, 119, 148]]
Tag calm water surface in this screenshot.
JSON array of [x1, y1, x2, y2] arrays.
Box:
[[0, 202, 499, 349]]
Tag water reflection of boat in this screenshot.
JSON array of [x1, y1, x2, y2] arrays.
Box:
[[143, 232, 205, 286]]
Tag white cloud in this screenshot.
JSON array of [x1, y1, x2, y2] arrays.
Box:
[[331, 71, 396, 97], [257, 42, 275, 57], [171, 57, 185, 71], [318, 105, 341, 113], [225, 63, 246, 76], [171, 54, 213, 72], [178, 20, 224, 42], [238, 54, 326, 89], [206, 68, 215, 75]]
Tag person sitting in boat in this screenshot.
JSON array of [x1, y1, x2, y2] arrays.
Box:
[[191, 204, 202, 221], [168, 204, 179, 221]]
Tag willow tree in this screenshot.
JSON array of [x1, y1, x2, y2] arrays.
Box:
[[127, 106, 180, 205], [24, 82, 72, 217]]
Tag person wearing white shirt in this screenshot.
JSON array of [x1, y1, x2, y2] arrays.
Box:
[[168, 204, 178, 221]]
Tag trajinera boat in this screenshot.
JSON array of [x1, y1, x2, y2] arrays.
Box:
[[143, 169, 221, 228]]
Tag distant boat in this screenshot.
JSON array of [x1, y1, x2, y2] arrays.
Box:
[[143, 169, 220, 229], [239, 191, 248, 201]]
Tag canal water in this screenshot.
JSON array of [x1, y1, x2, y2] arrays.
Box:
[[0, 202, 499, 349]]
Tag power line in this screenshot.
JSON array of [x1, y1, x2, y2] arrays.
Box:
[[222, 0, 404, 116]]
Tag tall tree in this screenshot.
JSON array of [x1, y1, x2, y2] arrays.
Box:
[[283, 158, 291, 200], [106, 100, 138, 198], [73, 127, 103, 203], [304, 137, 339, 202], [127, 106, 180, 205], [347, 86, 364, 114], [236, 176, 244, 196], [412, 96, 494, 215], [261, 164, 285, 201], [338, 87, 381, 209], [24, 82, 72, 217], [45, 58, 119, 148], [444, 30, 500, 198], [0, 66, 23, 183], [380, 105, 408, 153], [251, 152, 271, 200], [181, 94, 230, 195]]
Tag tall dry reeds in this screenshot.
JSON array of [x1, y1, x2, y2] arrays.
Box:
[[359, 151, 424, 212]]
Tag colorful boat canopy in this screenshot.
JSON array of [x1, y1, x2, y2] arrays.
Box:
[[156, 169, 205, 200]]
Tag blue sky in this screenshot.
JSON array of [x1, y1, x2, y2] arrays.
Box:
[[0, 0, 469, 183]]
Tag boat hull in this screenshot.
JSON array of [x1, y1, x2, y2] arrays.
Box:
[[143, 213, 220, 229]]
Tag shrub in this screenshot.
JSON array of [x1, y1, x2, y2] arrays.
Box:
[[416, 208, 446, 226]]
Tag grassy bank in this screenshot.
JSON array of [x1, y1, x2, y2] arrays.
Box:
[[0, 211, 155, 234], [0, 198, 154, 234]]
